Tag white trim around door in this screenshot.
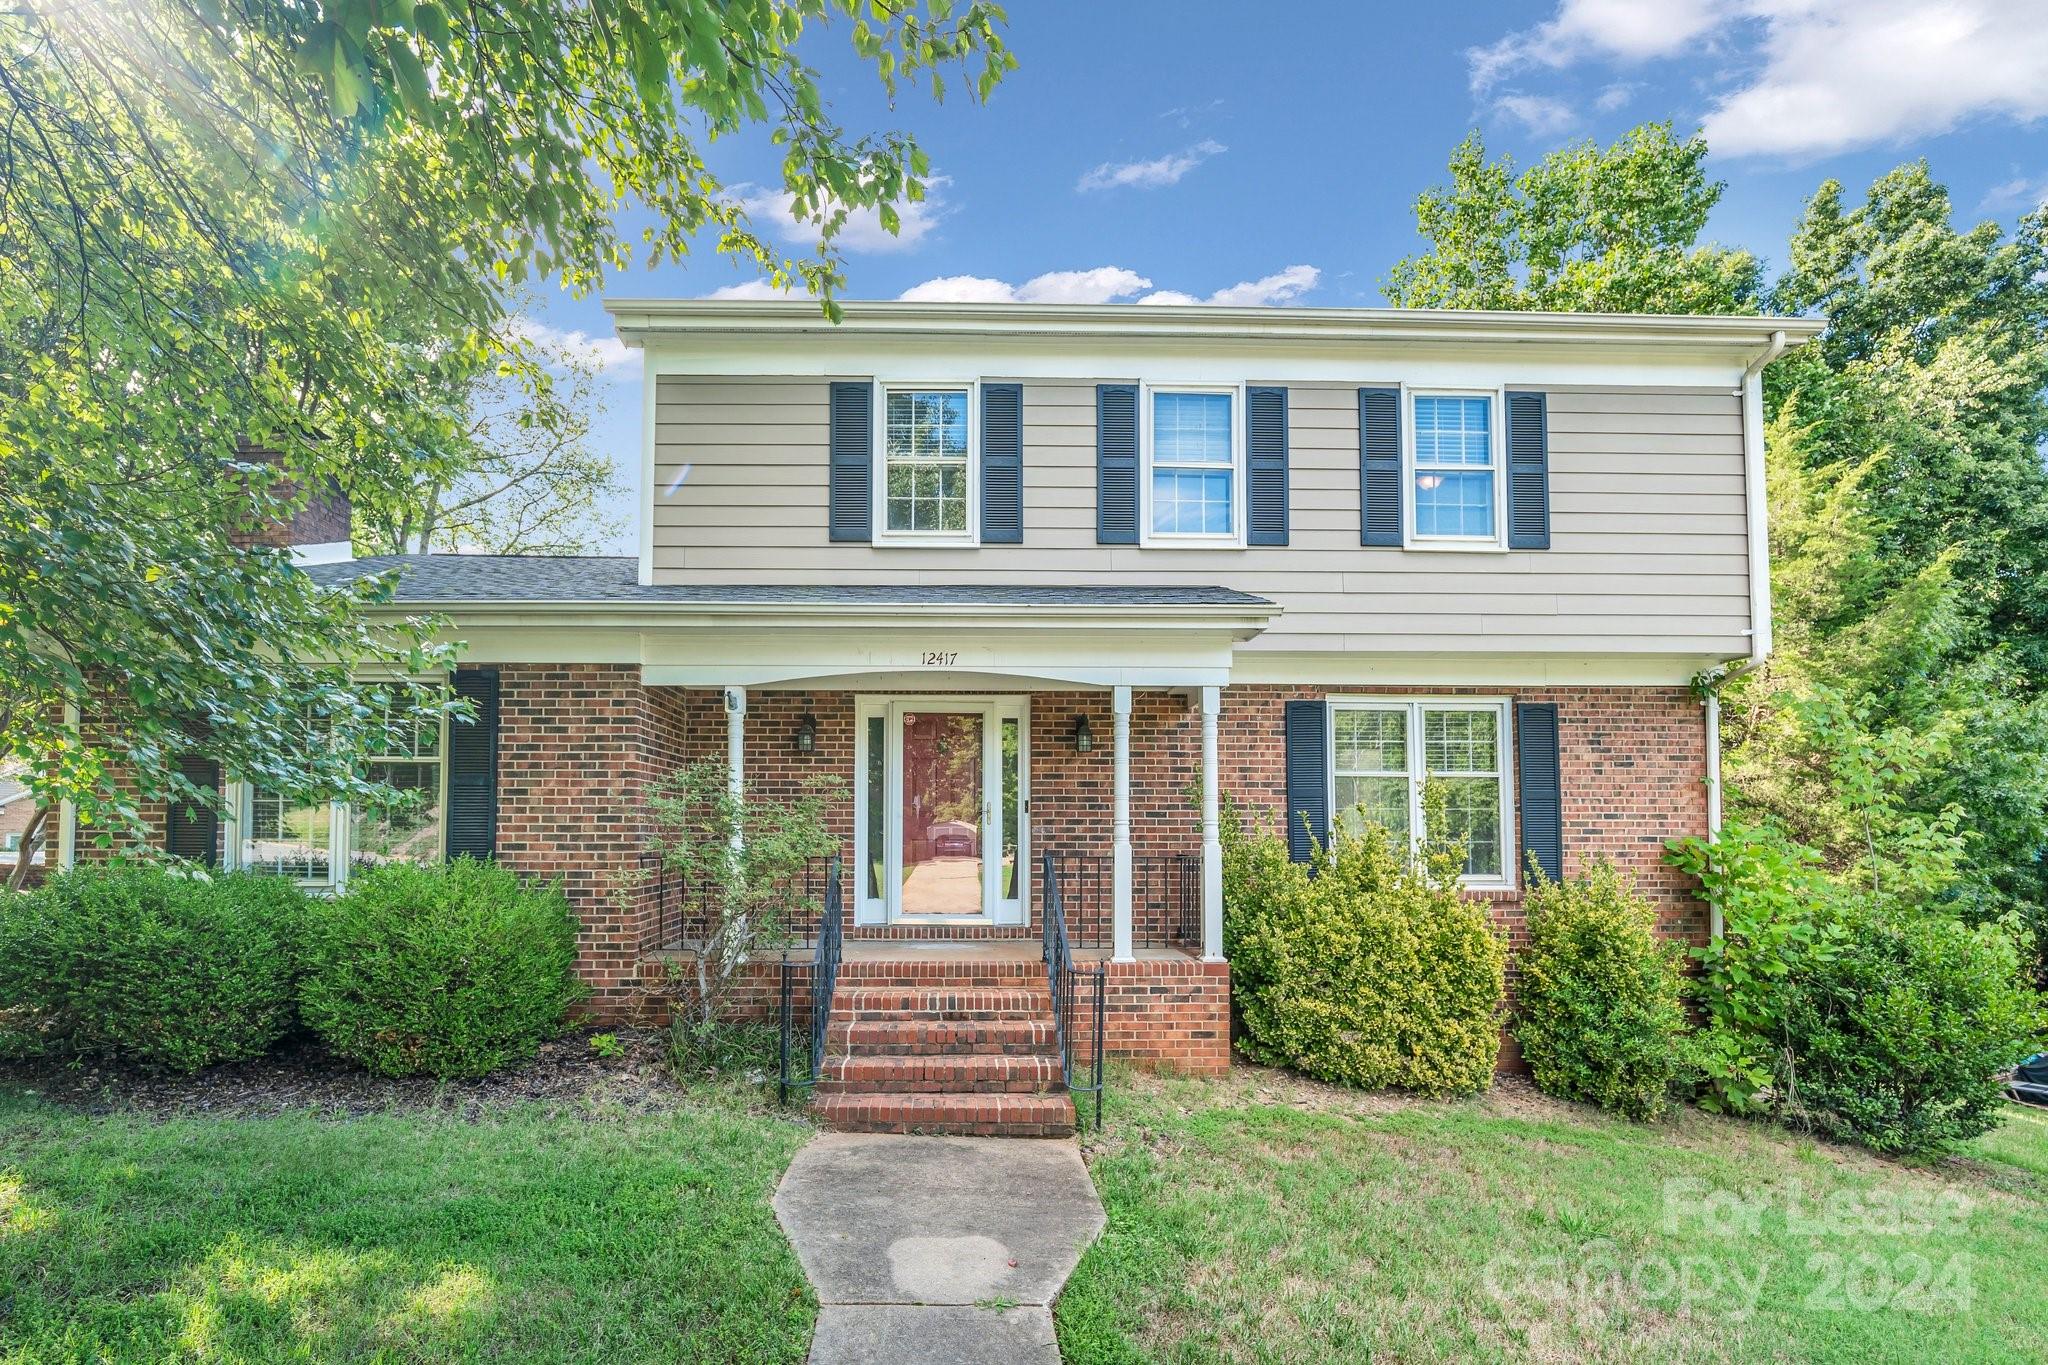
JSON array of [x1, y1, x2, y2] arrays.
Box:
[[854, 694, 1029, 927]]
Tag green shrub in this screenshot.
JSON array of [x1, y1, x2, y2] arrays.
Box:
[[1225, 799, 1507, 1097], [299, 858, 584, 1078], [1512, 861, 1687, 1121], [1776, 909, 2040, 1153], [0, 862, 304, 1071]]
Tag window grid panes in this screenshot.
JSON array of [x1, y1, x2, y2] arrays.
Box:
[[1149, 390, 1235, 537], [884, 389, 969, 534], [1413, 395, 1496, 539], [242, 786, 333, 881], [1332, 702, 1509, 882]]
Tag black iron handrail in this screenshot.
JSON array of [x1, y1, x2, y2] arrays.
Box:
[[1042, 849, 1106, 1130], [779, 853, 843, 1104], [645, 853, 831, 955]]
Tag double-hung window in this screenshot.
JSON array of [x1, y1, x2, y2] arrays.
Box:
[[879, 386, 974, 541], [1331, 699, 1513, 886], [1144, 387, 1239, 543], [1410, 392, 1501, 544], [234, 686, 448, 889], [350, 692, 446, 868]]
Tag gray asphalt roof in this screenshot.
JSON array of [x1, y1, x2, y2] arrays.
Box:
[[305, 555, 1272, 609]]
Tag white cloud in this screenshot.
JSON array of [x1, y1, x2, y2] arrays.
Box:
[[1494, 94, 1577, 136], [1076, 140, 1226, 192], [898, 267, 1155, 304], [1700, 0, 2048, 159], [503, 317, 637, 376], [1594, 81, 1637, 113], [1199, 265, 1322, 307], [1469, 0, 2048, 160], [1979, 174, 2048, 215], [897, 263, 1322, 308], [732, 177, 950, 254], [1469, 0, 1725, 92], [702, 279, 801, 300]]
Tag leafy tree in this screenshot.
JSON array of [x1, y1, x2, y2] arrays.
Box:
[[353, 339, 626, 555], [0, 1, 1011, 877], [1383, 123, 1760, 314]]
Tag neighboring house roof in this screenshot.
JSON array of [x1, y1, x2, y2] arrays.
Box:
[[305, 555, 1273, 610], [0, 776, 27, 809]]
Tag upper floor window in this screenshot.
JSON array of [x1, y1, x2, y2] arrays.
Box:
[[1411, 393, 1500, 544], [880, 386, 972, 541], [1145, 387, 1239, 544], [1331, 698, 1513, 886]]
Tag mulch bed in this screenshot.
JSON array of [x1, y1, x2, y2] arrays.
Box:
[[0, 1026, 717, 1122]]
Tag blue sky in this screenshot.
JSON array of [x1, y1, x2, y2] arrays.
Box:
[[521, 0, 2048, 554]]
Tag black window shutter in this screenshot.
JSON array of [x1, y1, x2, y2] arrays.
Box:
[[446, 667, 500, 862], [1516, 702, 1562, 882], [981, 382, 1024, 544], [1283, 699, 1330, 864], [1096, 383, 1139, 545], [1246, 386, 1289, 546], [164, 753, 221, 867], [828, 381, 873, 543], [1506, 390, 1551, 550], [1359, 386, 1402, 546]]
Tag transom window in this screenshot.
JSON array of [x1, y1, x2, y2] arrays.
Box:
[[882, 388, 971, 536], [1146, 388, 1238, 540], [1331, 699, 1513, 884], [1412, 393, 1498, 541]]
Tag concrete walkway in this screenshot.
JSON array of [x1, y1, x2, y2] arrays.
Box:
[[773, 1133, 1106, 1364]]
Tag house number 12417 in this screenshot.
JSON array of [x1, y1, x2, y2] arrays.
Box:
[[922, 651, 958, 667]]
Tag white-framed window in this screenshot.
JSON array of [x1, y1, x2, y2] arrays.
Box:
[[1142, 384, 1242, 545], [230, 687, 449, 890], [876, 383, 976, 544], [1330, 697, 1514, 887], [1408, 391, 1504, 548]]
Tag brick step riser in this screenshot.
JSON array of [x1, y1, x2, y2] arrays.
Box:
[[826, 1022, 1058, 1057], [834, 991, 1051, 1017], [818, 1057, 1065, 1096], [837, 963, 1049, 985], [813, 1092, 1077, 1138]]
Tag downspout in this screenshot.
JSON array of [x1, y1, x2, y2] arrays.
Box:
[[1699, 329, 1789, 941]]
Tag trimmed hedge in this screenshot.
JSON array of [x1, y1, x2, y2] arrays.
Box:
[[298, 857, 583, 1078], [0, 862, 304, 1071], [1513, 861, 1687, 1121], [1226, 806, 1507, 1097]]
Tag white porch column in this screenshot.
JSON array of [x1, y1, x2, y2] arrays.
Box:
[[723, 686, 746, 852], [1112, 685, 1134, 963], [1200, 685, 1224, 962]]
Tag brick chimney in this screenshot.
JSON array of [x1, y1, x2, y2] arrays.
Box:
[[228, 444, 354, 563]]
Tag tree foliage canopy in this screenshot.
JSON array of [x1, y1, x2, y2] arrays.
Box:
[[0, 0, 1011, 874]]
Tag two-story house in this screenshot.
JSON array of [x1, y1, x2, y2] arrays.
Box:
[[67, 301, 1820, 1134]]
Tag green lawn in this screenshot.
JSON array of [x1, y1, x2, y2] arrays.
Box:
[[0, 1092, 815, 1363], [1059, 1067, 2048, 1364]]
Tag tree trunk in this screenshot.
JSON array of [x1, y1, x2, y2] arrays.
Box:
[[6, 805, 50, 891]]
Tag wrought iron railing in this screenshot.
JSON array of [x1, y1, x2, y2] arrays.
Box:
[[1042, 849, 1106, 1130], [779, 852, 843, 1104], [1048, 852, 1202, 952], [641, 852, 832, 954]]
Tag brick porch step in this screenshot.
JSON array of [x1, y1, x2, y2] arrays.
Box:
[[834, 987, 1050, 1020], [818, 1052, 1063, 1095], [827, 1016, 1057, 1056], [836, 959, 1049, 987], [813, 1090, 1077, 1137]]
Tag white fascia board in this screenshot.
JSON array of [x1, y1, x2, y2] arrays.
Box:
[[1230, 652, 1726, 688], [606, 299, 1826, 350], [638, 627, 1238, 690], [354, 600, 1278, 638]]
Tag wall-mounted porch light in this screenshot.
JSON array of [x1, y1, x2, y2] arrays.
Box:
[[793, 713, 818, 754], [1069, 714, 1095, 753]]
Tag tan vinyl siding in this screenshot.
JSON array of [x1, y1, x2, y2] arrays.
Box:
[[650, 378, 1752, 655]]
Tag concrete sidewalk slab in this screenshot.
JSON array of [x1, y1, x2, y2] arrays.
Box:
[[773, 1132, 1105, 1363]]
